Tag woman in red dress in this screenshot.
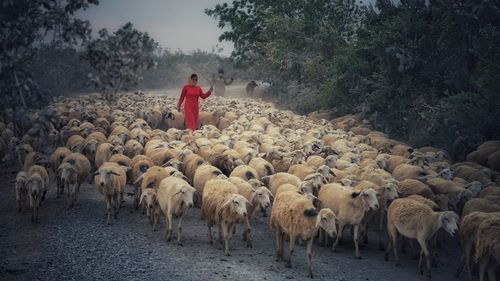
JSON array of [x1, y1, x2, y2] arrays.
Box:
[[177, 74, 213, 131]]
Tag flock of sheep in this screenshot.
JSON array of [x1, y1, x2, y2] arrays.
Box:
[[1, 91, 500, 280]]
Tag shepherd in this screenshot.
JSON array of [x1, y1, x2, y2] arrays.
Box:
[[177, 73, 213, 131], [213, 68, 233, 97]]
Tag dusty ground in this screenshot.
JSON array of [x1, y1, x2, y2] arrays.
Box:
[[0, 162, 467, 281]]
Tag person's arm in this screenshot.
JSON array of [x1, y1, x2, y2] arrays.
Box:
[[200, 86, 213, 99], [177, 86, 186, 110]]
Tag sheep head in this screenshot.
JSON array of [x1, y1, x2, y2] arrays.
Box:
[[438, 211, 459, 236], [250, 186, 272, 210], [316, 208, 339, 238], [222, 194, 249, 217], [176, 185, 196, 209]]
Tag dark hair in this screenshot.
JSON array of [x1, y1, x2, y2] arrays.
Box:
[[190, 73, 198, 79]]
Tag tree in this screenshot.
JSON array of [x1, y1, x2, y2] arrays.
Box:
[[83, 22, 159, 100], [0, 0, 98, 109]]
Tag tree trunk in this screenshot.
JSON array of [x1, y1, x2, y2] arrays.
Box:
[[14, 71, 27, 109]]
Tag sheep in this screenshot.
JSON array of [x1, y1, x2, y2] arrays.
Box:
[[95, 143, 117, 170], [229, 165, 259, 181], [248, 157, 275, 179], [487, 150, 500, 172], [208, 153, 234, 176], [455, 211, 500, 279], [49, 147, 71, 192], [318, 183, 379, 258], [139, 188, 160, 230], [23, 152, 49, 172], [228, 176, 273, 245], [385, 198, 459, 278], [130, 156, 154, 209], [406, 195, 440, 210], [398, 179, 435, 199], [201, 179, 249, 256], [157, 176, 196, 245], [65, 134, 85, 152], [288, 164, 315, 180], [94, 162, 127, 224], [272, 150, 306, 173], [135, 166, 172, 195], [193, 164, 226, 203], [124, 139, 144, 158], [474, 217, 500, 281], [462, 198, 500, 216], [392, 163, 428, 181], [270, 190, 338, 278], [262, 172, 302, 196], [467, 146, 500, 166], [183, 154, 206, 183], [14, 171, 29, 212], [57, 153, 91, 208], [15, 143, 33, 167], [150, 148, 178, 167], [27, 165, 49, 223], [479, 186, 500, 203]]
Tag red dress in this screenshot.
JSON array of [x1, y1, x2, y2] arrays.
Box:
[[177, 84, 211, 131]]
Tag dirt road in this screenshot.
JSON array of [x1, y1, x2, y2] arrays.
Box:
[[0, 157, 466, 281]]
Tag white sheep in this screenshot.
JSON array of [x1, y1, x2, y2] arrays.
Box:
[[157, 176, 196, 245], [94, 162, 127, 224]]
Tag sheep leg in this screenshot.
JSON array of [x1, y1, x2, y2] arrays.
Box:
[[386, 221, 400, 266], [113, 195, 119, 218], [207, 221, 213, 244], [454, 251, 465, 278], [417, 235, 431, 278], [165, 210, 172, 241], [354, 224, 362, 259], [243, 217, 252, 248], [306, 238, 314, 278], [275, 229, 283, 261], [285, 234, 297, 268], [378, 211, 386, 251], [222, 222, 231, 256], [134, 185, 140, 210], [105, 195, 112, 224], [176, 213, 185, 246], [478, 256, 489, 281], [486, 261, 496, 281], [332, 222, 345, 252]]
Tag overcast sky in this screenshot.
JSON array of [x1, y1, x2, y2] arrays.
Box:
[[77, 0, 234, 56]]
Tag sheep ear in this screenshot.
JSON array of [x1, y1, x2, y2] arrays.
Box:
[[139, 192, 147, 206], [10, 179, 17, 183], [93, 170, 100, 176], [134, 175, 144, 185], [351, 191, 360, 198], [110, 171, 120, 176], [222, 196, 235, 209]]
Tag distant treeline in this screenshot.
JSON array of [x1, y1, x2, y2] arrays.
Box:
[[206, 0, 500, 159], [31, 46, 245, 97]]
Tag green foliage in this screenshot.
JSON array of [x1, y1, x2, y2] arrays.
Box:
[[0, 0, 97, 109], [83, 22, 159, 100], [207, 0, 500, 159]]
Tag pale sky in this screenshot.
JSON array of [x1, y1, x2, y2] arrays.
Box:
[[77, 0, 234, 57]]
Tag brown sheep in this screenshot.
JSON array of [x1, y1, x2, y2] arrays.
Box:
[[271, 190, 338, 278], [318, 183, 379, 258], [201, 179, 249, 256], [229, 165, 259, 181], [139, 188, 160, 231], [392, 163, 428, 181], [385, 198, 459, 278], [288, 163, 315, 180], [262, 173, 302, 196], [14, 171, 29, 212], [27, 167, 49, 224], [398, 179, 435, 199], [474, 217, 500, 281], [462, 198, 500, 216], [455, 212, 500, 279], [58, 153, 91, 208], [66, 135, 85, 153]]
